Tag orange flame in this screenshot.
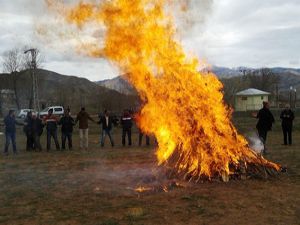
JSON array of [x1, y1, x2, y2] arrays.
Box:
[[46, 0, 280, 180], [135, 186, 153, 193]]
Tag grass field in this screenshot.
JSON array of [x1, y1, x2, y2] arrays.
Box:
[[0, 115, 299, 225]]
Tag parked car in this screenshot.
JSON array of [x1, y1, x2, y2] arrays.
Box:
[[17, 109, 34, 118], [39, 106, 64, 118]]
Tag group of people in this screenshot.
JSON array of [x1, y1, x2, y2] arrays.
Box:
[[2, 102, 295, 155], [255, 101, 295, 153], [2, 107, 151, 154]]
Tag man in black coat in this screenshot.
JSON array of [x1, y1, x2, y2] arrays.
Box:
[[98, 110, 116, 147], [121, 109, 133, 146], [139, 129, 150, 146], [31, 113, 44, 151], [24, 111, 34, 151], [280, 104, 294, 145], [255, 101, 275, 152], [59, 110, 75, 150]]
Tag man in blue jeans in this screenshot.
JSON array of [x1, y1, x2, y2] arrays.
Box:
[[98, 110, 116, 147], [4, 110, 22, 155], [59, 109, 75, 150]]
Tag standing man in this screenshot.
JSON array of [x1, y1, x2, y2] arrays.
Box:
[[3, 110, 22, 155], [139, 129, 150, 146], [121, 109, 133, 146], [98, 110, 115, 147], [43, 109, 60, 151], [24, 111, 33, 151], [280, 104, 294, 145], [31, 113, 44, 151], [255, 101, 275, 153], [59, 109, 75, 150], [75, 107, 94, 150]]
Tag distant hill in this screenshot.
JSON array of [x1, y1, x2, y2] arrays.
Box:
[[211, 66, 300, 78], [96, 66, 300, 95], [275, 72, 300, 90], [211, 66, 242, 77], [96, 76, 136, 95], [0, 69, 138, 114]]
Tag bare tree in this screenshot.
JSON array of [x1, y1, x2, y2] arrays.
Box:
[[246, 68, 280, 92], [0, 92, 3, 117], [2, 48, 23, 109], [221, 75, 249, 105], [2, 46, 44, 110]]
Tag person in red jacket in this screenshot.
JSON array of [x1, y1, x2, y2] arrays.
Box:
[[43, 109, 60, 151]]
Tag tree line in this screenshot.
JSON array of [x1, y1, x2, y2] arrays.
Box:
[[221, 68, 280, 106]]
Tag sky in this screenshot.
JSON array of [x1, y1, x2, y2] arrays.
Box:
[[0, 0, 299, 81]]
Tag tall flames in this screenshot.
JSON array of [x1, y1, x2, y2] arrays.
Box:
[[46, 0, 280, 181]]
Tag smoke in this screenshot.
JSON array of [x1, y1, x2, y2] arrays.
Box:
[[171, 0, 214, 34], [246, 132, 264, 154], [89, 160, 176, 195], [166, 0, 215, 50]]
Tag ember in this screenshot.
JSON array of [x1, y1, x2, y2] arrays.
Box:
[[47, 0, 280, 181], [135, 186, 153, 193]]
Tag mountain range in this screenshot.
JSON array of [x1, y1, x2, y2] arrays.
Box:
[[0, 69, 138, 114], [97, 66, 300, 95]]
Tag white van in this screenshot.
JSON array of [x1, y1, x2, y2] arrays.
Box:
[[39, 106, 64, 118], [17, 109, 34, 118]]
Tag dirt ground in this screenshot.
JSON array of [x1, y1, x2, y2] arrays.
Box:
[[0, 116, 299, 225]]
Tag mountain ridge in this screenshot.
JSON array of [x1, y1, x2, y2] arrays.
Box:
[[0, 69, 138, 114], [96, 66, 300, 95]]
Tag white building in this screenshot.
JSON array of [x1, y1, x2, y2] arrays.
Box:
[[234, 88, 270, 111]]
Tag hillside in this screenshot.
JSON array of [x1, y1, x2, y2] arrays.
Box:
[[96, 67, 300, 95], [0, 69, 138, 114], [276, 72, 300, 90], [97, 76, 136, 95]]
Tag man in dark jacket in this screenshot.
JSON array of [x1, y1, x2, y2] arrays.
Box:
[[43, 109, 60, 151], [280, 104, 294, 145], [75, 107, 95, 150], [98, 110, 116, 147], [24, 111, 34, 151], [139, 129, 150, 146], [59, 110, 75, 150], [3, 110, 22, 155], [31, 113, 44, 151], [255, 101, 275, 153], [121, 109, 133, 146]]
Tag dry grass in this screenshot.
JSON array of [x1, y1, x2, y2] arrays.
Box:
[[0, 118, 299, 225]]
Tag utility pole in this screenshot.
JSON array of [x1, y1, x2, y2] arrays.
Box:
[[24, 49, 40, 112], [289, 86, 293, 108], [294, 88, 297, 108], [275, 84, 279, 108]]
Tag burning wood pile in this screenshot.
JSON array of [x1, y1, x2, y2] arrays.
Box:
[[46, 0, 281, 182]]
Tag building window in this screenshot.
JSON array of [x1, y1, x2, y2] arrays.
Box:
[[241, 97, 247, 100], [261, 96, 264, 100]]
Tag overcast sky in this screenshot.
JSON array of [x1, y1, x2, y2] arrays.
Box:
[[0, 0, 299, 81]]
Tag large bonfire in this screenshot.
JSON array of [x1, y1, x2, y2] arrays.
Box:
[[46, 0, 280, 181]]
